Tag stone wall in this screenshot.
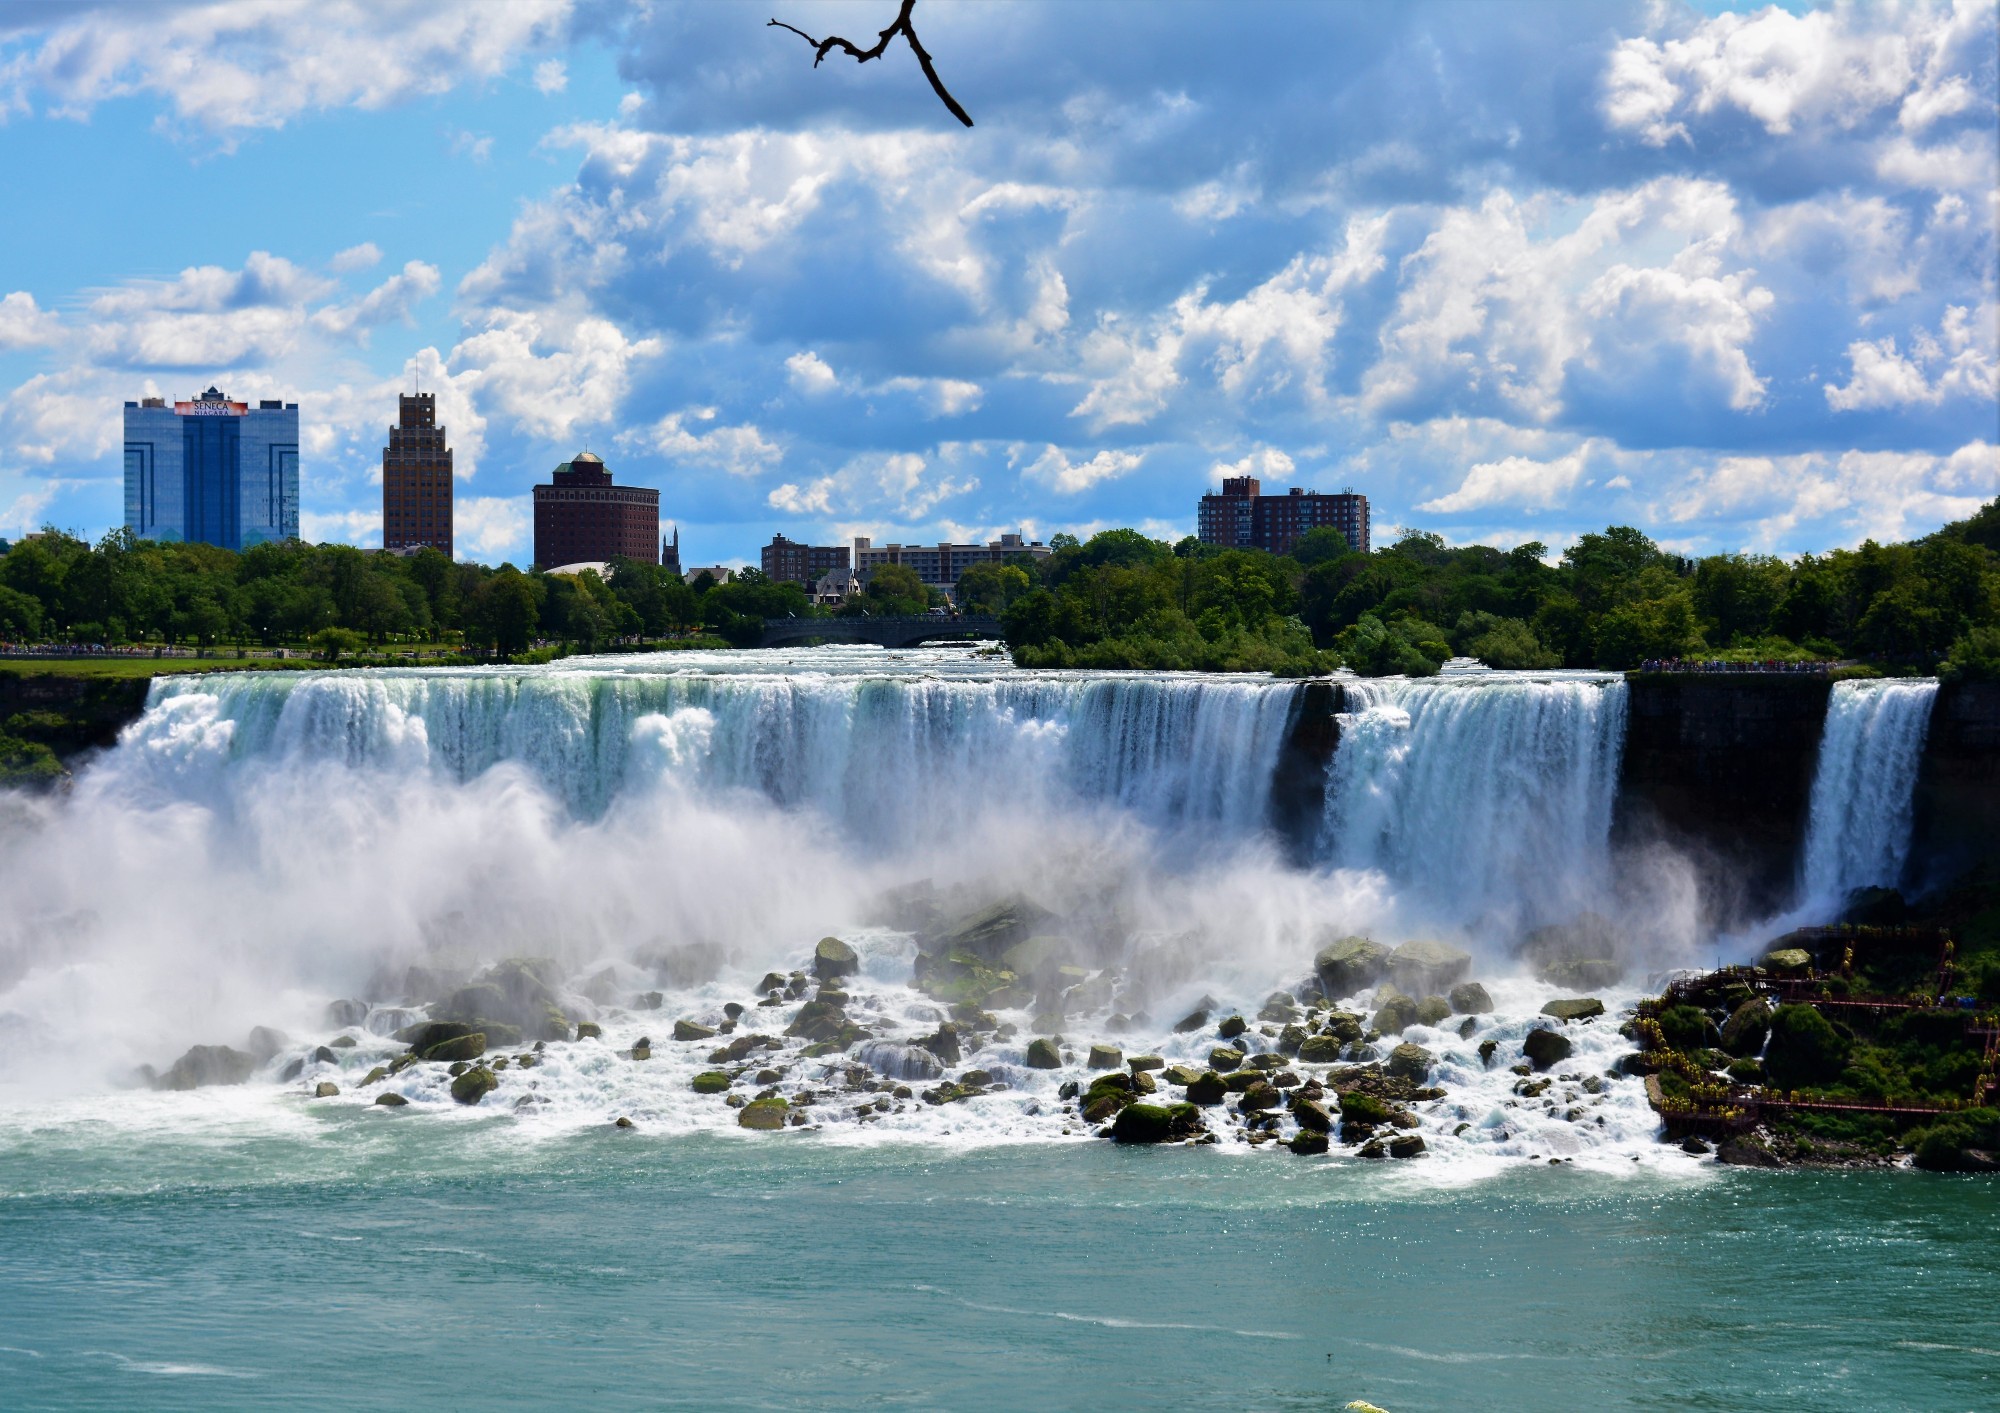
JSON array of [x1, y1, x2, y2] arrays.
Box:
[[1909, 681, 2000, 890]]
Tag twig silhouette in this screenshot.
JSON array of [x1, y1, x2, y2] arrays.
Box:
[[768, 0, 974, 128]]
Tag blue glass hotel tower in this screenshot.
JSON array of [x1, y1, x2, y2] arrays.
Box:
[[123, 387, 299, 548]]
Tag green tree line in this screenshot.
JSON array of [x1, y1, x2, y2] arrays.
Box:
[[990, 500, 2000, 678]]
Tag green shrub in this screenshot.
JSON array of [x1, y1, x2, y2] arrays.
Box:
[[1764, 1005, 1851, 1090]]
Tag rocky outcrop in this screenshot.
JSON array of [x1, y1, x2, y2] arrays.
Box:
[[1448, 981, 1493, 1014], [157, 1045, 256, 1090], [1110, 1102, 1205, 1143], [1387, 940, 1471, 994], [1540, 998, 1605, 1022], [1313, 936, 1389, 997], [1523, 1028, 1572, 1070], [813, 936, 859, 979]]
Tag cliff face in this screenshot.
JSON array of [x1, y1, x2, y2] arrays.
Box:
[[1269, 681, 1342, 858], [1909, 682, 2000, 890], [1614, 676, 1834, 918], [0, 672, 153, 763]]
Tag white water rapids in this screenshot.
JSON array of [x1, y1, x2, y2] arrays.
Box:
[[0, 649, 1943, 1175]]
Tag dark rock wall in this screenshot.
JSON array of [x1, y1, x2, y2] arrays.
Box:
[[1269, 681, 1342, 860], [0, 672, 153, 762], [1614, 676, 1834, 917], [1909, 682, 2000, 890]]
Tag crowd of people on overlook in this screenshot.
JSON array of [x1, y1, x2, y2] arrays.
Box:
[[1639, 657, 1841, 674]]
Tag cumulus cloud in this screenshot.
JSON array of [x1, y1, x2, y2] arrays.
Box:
[[310, 261, 442, 342], [785, 351, 839, 395], [1, 0, 575, 136], [1020, 445, 1144, 495], [533, 59, 568, 96], [329, 243, 382, 275], [300, 508, 382, 547], [0, 293, 59, 349], [1419, 444, 1592, 514], [621, 407, 781, 477], [1825, 305, 2000, 410], [447, 309, 663, 444], [456, 495, 531, 560]]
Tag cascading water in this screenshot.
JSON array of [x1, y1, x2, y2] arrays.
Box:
[[1319, 673, 1629, 936], [1797, 678, 1939, 908]]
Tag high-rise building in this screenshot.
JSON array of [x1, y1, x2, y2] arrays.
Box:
[[382, 393, 453, 557], [123, 387, 299, 549], [531, 451, 659, 569], [761, 533, 849, 588], [850, 532, 1050, 593], [1196, 477, 1369, 556]]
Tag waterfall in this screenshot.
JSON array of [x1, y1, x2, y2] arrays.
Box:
[[1797, 679, 1939, 907], [125, 660, 1301, 843], [1319, 674, 1629, 933]]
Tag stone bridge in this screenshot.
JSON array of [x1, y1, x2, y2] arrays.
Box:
[[757, 614, 1005, 650]]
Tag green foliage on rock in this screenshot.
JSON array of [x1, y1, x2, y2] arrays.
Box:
[[1764, 1005, 1851, 1090], [449, 1065, 497, 1105], [737, 1097, 789, 1130]]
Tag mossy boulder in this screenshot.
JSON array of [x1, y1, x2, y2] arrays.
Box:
[[1371, 993, 1419, 1036], [1297, 1034, 1343, 1063], [1111, 1102, 1205, 1144], [1128, 1054, 1164, 1073], [1162, 1064, 1204, 1086], [450, 1065, 498, 1105], [1414, 995, 1452, 1027], [156, 1044, 257, 1091], [1337, 1091, 1394, 1126], [1539, 957, 1625, 990], [813, 936, 860, 979], [1216, 1015, 1247, 1039], [784, 1000, 849, 1044], [673, 1019, 717, 1042], [1208, 1045, 1246, 1072], [1237, 1080, 1281, 1112], [1385, 1042, 1433, 1081], [574, 1021, 602, 1040], [1313, 936, 1389, 997], [1000, 934, 1076, 985], [1448, 982, 1494, 1014], [926, 898, 1055, 965], [374, 1092, 409, 1107], [1760, 947, 1812, 975], [1523, 1028, 1572, 1071], [690, 1071, 732, 1094], [313, 1081, 340, 1098], [1184, 1070, 1228, 1106], [1290, 1096, 1334, 1132], [1289, 1129, 1331, 1155], [1024, 1037, 1063, 1069], [738, 1097, 790, 1130], [1388, 940, 1472, 994], [1086, 1044, 1123, 1070], [1720, 999, 1772, 1057], [1657, 1004, 1720, 1051], [1540, 998, 1605, 1023], [422, 1031, 488, 1064], [1388, 1134, 1427, 1159]]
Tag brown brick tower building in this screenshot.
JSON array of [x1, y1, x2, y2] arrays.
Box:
[[382, 393, 453, 556], [531, 452, 660, 568]]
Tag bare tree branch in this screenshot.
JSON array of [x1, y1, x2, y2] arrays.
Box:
[[768, 0, 974, 128]]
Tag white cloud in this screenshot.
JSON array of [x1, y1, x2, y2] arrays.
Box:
[[310, 261, 442, 342], [448, 128, 495, 164], [767, 478, 836, 515], [1658, 440, 2000, 547], [880, 377, 984, 417], [329, 243, 382, 275], [2, 0, 575, 136], [447, 309, 662, 444], [1825, 305, 1999, 410], [622, 407, 781, 477], [300, 508, 382, 547], [0, 293, 60, 349], [1020, 445, 1144, 495], [1210, 447, 1296, 485], [533, 59, 568, 96], [1419, 444, 1591, 514], [785, 351, 839, 395], [455, 495, 531, 560], [0, 480, 62, 538]]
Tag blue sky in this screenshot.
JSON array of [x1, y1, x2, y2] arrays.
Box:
[[0, 0, 1993, 566]]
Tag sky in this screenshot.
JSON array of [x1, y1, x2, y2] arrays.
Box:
[[0, 0, 1993, 568]]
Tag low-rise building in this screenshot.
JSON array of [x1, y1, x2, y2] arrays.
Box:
[[761, 533, 849, 588], [851, 531, 1050, 592], [682, 565, 735, 587], [1197, 477, 1369, 556]]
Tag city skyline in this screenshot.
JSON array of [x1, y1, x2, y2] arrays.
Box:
[[0, 2, 1992, 569]]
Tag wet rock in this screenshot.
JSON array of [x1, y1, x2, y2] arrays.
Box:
[[361, 1066, 388, 1086], [1208, 1045, 1246, 1072], [1720, 999, 1771, 1057], [1297, 1034, 1343, 1063], [691, 1071, 731, 1094], [962, 1069, 993, 1088], [1288, 1129, 1330, 1156], [1523, 1028, 1573, 1071], [926, 898, 1056, 966], [1130, 1069, 1157, 1095], [1458, 1018, 1477, 1040], [1222, 1069, 1261, 1092], [1387, 940, 1472, 995], [423, 1032, 488, 1064], [1540, 998, 1606, 1022], [157, 1045, 257, 1091], [1277, 1023, 1308, 1056], [325, 999, 369, 1028], [374, 1092, 409, 1107], [1448, 982, 1493, 1015], [1759, 948, 1812, 975], [1717, 1138, 1783, 1167], [1388, 1135, 1427, 1159], [310, 1045, 338, 1064], [1058, 1080, 1080, 1100], [1216, 1015, 1247, 1040], [1370, 993, 1419, 1037], [245, 1026, 290, 1063], [1313, 935, 1390, 997], [738, 1097, 789, 1130], [785, 1000, 849, 1044], [630, 1042, 653, 1062], [1161, 1064, 1203, 1086], [613, 1116, 635, 1129], [1539, 957, 1625, 990], [329, 1035, 357, 1049], [755, 971, 788, 996], [313, 1081, 340, 1098], [1357, 1138, 1387, 1159], [1171, 1008, 1211, 1033], [1478, 1039, 1499, 1067], [1184, 1071, 1228, 1106], [1086, 1044, 1123, 1070], [1248, 1053, 1285, 1072], [1110, 1102, 1205, 1144], [1025, 1037, 1063, 1069], [1237, 1080, 1281, 1112], [920, 1025, 963, 1067], [1128, 1054, 1164, 1073], [1290, 1096, 1334, 1132], [856, 1041, 945, 1081], [1414, 996, 1452, 1027], [1680, 1136, 1711, 1155], [1385, 1042, 1433, 1082], [450, 1066, 497, 1105], [814, 936, 860, 979], [673, 1019, 716, 1042]]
